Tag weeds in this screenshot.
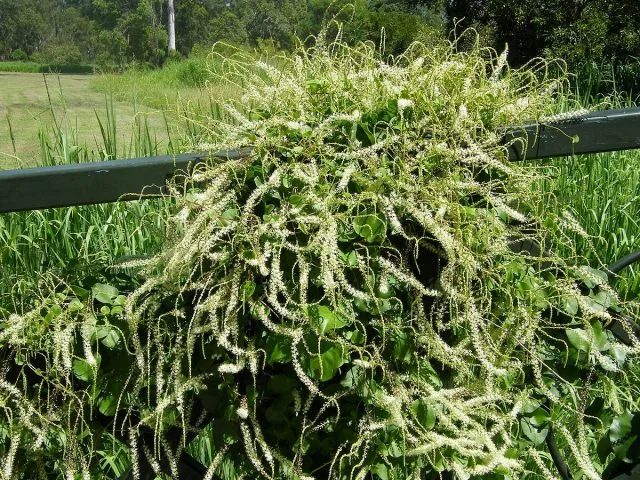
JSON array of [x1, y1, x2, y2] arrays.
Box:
[[0, 95, 175, 313], [90, 55, 237, 110], [535, 149, 640, 298], [531, 72, 640, 299], [1, 30, 640, 480], [2, 32, 639, 479]]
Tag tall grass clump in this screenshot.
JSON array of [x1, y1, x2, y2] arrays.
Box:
[[2, 32, 639, 479], [530, 80, 640, 299], [90, 54, 238, 110], [534, 148, 640, 298], [0, 98, 175, 313]]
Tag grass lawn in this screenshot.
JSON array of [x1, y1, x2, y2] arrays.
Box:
[[0, 72, 170, 169]]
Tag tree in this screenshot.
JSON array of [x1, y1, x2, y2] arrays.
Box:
[[0, 0, 52, 56], [0, 0, 447, 65], [168, 0, 176, 52]]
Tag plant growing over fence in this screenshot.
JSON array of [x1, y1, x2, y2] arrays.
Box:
[[1, 31, 639, 479]]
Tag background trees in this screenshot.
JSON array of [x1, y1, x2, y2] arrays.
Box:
[[0, 0, 445, 67], [446, 0, 640, 90], [0, 0, 51, 58], [0, 0, 638, 92]]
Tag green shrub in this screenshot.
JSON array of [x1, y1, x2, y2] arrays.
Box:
[[205, 9, 249, 47], [31, 43, 83, 66], [10, 49, 28, 61], [166, 49, 182, 63], [45, 63, 93, 74], [0, 61, 93, 74], [173, 58, 210, 87], [0, 61, 42, 73], [2, 33, 640, 479], [369, 8, 428, 54]]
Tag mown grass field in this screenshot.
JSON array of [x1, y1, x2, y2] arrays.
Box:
[[0, 72, 170, 168]]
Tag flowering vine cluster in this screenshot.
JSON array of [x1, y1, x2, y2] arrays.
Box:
[[1, 31, 638, 479]]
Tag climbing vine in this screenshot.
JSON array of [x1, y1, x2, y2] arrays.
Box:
[[1, 31, 639, 479]]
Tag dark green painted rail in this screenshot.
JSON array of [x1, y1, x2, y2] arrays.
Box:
[[1, 108, 640, 214], [0, 148, 253, 213], [505, 106, 640, 160]]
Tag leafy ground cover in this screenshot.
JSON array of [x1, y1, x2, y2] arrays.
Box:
[[1, 32, 639, 480]]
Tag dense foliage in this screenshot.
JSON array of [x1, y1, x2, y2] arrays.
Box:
[[447, 0, 640, 91], [3, 0, 640, 94], [2, 33, 640, 479], [0, 0, 442, 68]]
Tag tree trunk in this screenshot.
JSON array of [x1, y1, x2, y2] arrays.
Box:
[[168, 0, 176, 52]]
